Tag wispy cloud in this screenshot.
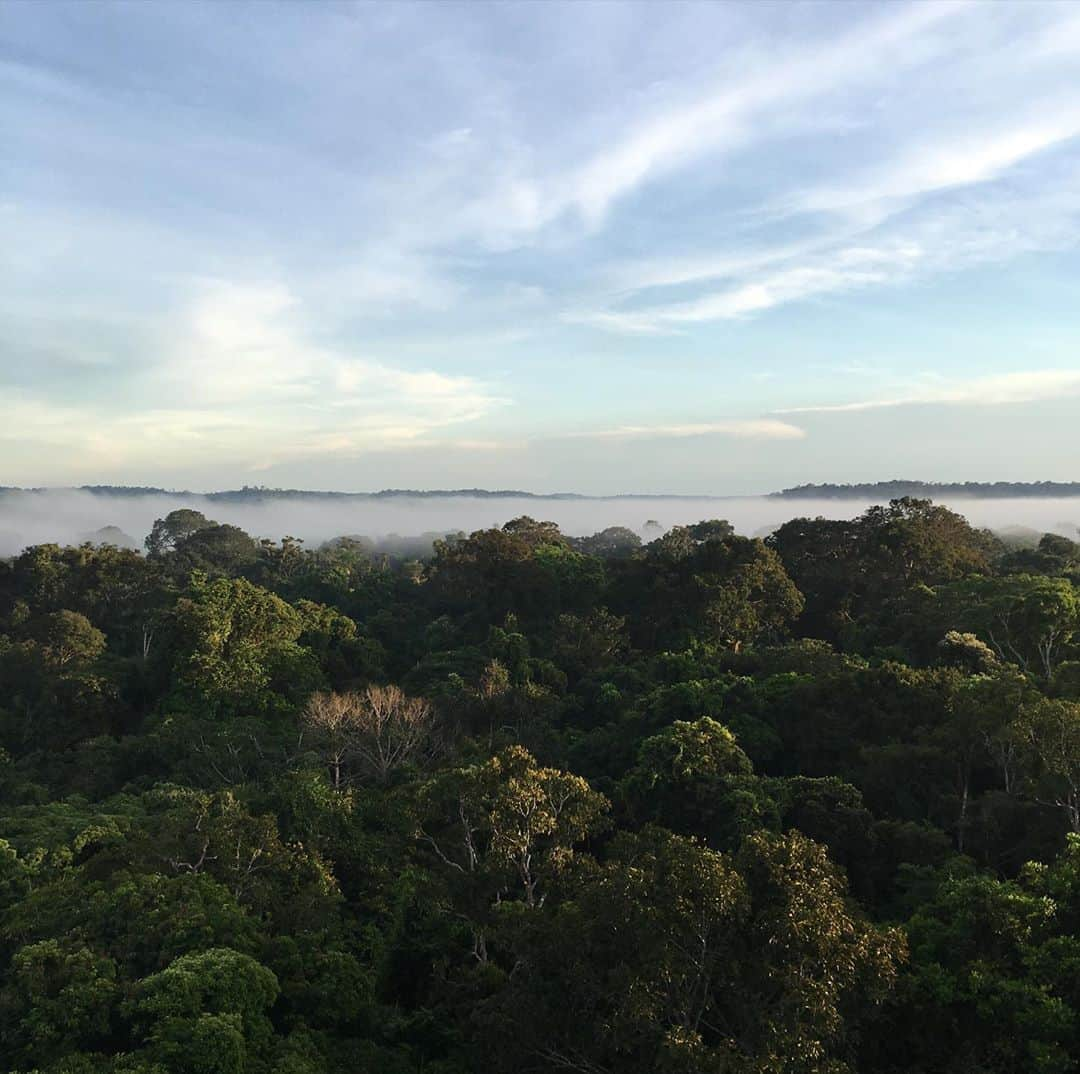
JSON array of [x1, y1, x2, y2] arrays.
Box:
[[566, 9, 1080, 333], [570, 242, 927, 333], [401, 0, 969, 249], [572, 142, 1080, 333], [568, 420, 806, 441], [776, 370, 1080, 414], [798, 111, 1080, 220], [556, 2, 967, 229]]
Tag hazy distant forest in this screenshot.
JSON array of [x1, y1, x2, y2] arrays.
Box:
[[4, 497, 1080, 1074]]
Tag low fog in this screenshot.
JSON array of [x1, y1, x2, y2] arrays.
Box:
[[2, 489, 1080, 558]]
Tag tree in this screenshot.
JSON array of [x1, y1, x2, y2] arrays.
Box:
[[857, 497, 997, 583], [553, 609, 627, 677], [933, 668, 1030, 850], [646, 524, 698, 562], [429, 528, 536, 622], [3, 939, 119, 1068], [167, 575, 314, 716], [952, 575, 1080, 681], [620, 717, 771, 849], [80, 872, 257, 979], [26, 610, 106, 670], [294, 599, 385, 688], [417, 746, 608, 914], [769, 498, 997, 641], [1013, 698, 1080, 831], [937, 630, 999, 674], [301, 692, 353, 791], [489, 827, 903, 1074], [766, 516, 860, 638], [874, 861, 1078, 1074], [500, 516, 569, 549], [145, 510, 212, 557], [430, 521, 602, 627], [492, 826, 747, 1073], [171, 524, 260, 576], [770, 775, 878, 898], [687, 519, 736, 543], [1, 542, 170, 665], [696, 537, 804, 651], [302, 684, 439, 787], [1000, 533, 1080, 578], [127, 948, 279, 1074], [732, 832, 905, 1070], [140, 786, 339, 927], [620, 534, 803, 651], [1, 610, 115, 747], [573, 526, 642, 559]]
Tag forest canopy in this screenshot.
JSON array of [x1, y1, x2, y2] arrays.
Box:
[[2, 497, 1080, 1073]]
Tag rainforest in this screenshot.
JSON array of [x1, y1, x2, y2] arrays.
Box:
[[2, 497, 1079, 1074]]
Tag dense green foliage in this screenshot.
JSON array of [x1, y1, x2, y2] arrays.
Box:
[[2, 498, 1080, 1072]]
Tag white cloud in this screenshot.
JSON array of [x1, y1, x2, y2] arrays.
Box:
[[571, 242, 926, 333], [1, 280, 507, 479], [417, 0, 968, 249], [574, 134, 1080, 334], [562, 8, 1080, 333], [777, 369, 1080, 413], [799, 112, 1080, 219], [557, 2, 966, 229], [569, 420, 806, 441], [601, 239, 836, 295]]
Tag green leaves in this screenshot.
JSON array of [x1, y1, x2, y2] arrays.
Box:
[[482, 827, 902, 1074], [878, 854, 1080, 1074], [938, 574, 1080, 680], [417, 746, 609, 910], [618, 533, 803, 652], [167, 576, 316, 716], [620, 718, 770, 849], [129, 948, 279, 1074], [5, 940, 119, 1065], [1012, 698, 1080, 832]]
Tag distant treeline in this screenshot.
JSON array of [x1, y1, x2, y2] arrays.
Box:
[[8, 481, 1080, 503], [773, 480, 1080, 499], [3, 484, 730, 502], [81, 485, 580, 501]]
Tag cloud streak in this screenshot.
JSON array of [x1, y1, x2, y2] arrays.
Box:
[[776, 370, 1080, 414], [565, 8, 1080, 333], [550, 2, 969, 230], [568, 420, 806, 441]]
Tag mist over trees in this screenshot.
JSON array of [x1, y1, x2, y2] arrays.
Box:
[[3, 497, 1080, 1071], [5, 484, 1080, 560]]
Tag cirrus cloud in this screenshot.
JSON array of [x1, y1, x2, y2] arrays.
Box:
[[775, 369, 1080, 414], [567, 419, 806, 441]]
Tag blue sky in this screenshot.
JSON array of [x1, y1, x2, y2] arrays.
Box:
[[3, 0, 1080, 494]]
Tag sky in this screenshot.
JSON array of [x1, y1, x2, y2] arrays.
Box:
[[3, 0, 1080, 495]]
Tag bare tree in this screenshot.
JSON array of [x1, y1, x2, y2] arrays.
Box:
[[355, 684, 440, 782], [303, 691, 356, 789], [303, 685, 439, 787]]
